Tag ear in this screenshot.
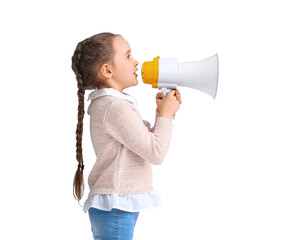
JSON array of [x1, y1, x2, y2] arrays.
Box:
[[100, 63, 113, 79]]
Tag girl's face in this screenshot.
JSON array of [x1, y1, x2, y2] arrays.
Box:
[[110, 36, 139, 91]]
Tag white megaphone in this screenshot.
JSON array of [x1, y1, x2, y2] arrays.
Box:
[[141, 54, 219, 99]]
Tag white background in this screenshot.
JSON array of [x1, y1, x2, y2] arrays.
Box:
[[1, 0, 287, 239]]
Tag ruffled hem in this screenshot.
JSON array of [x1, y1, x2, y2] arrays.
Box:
[[83, 190, 161, 213]]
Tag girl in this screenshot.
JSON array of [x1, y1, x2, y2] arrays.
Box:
[[71, 32, 182, 240]]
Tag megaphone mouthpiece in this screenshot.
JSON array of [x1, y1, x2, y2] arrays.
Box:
[[141, 57, 159, 88]]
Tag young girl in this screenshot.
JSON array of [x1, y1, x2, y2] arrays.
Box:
[[71, 32, 182, 240]]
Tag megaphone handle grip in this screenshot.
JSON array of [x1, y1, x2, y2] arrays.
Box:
[[160, 88, 176, 120], [160, 88, 172, 98]]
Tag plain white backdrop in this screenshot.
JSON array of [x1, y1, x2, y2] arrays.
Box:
[[1, 0, 287, 239]]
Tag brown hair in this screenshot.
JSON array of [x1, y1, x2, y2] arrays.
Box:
[[71, 32, 120, 202]]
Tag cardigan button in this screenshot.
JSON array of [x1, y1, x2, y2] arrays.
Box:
[[118, 210, 122, 213]]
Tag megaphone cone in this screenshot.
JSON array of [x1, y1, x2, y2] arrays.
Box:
[[141, 54, 219, 98]]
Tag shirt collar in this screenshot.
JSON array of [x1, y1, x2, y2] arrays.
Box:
[[87, 88, 138, 106]]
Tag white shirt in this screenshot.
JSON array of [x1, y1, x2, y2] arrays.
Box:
[[83, 88, 161, 213]]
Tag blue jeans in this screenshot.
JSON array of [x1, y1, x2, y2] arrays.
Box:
[[88, 208, 139, 240]]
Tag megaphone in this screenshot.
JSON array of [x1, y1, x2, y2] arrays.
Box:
[[141, 54, 219, 99]]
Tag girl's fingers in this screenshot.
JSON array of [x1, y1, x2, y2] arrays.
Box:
[[177, 95, 182, 103], [176, 93, 181, 101], [156, 92, 164, 99], [175, 89, 182, 104]]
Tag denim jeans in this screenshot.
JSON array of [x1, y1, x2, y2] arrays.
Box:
[[88, 208, 139, 240]]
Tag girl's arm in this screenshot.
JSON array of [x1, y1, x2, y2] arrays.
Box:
[[104, 101, 172, 165]]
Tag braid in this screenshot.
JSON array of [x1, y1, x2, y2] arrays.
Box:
[[73, 88, 85, 202], [72, 41, 87, 202], [76, 89, 85, 163], [72, 41, 86, 89]]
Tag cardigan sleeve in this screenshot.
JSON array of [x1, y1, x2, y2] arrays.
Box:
[[104, 101, 173, 165]]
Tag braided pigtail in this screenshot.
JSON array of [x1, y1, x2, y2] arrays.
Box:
[[72, 41, 86, 202], [73, 88, 85, 201], [71, 32, 120, 204]]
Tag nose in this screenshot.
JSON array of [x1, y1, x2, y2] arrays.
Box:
[[134, 58, 139, 66]]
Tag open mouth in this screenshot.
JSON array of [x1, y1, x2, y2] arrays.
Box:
[[134, 69, 138, 76]]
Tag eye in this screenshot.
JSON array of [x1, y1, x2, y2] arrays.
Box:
[[127, 54, 131, 59]]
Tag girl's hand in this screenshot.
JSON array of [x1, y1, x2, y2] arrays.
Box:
[[175, 89, 182, 104], [156, 89, 182, 120]]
